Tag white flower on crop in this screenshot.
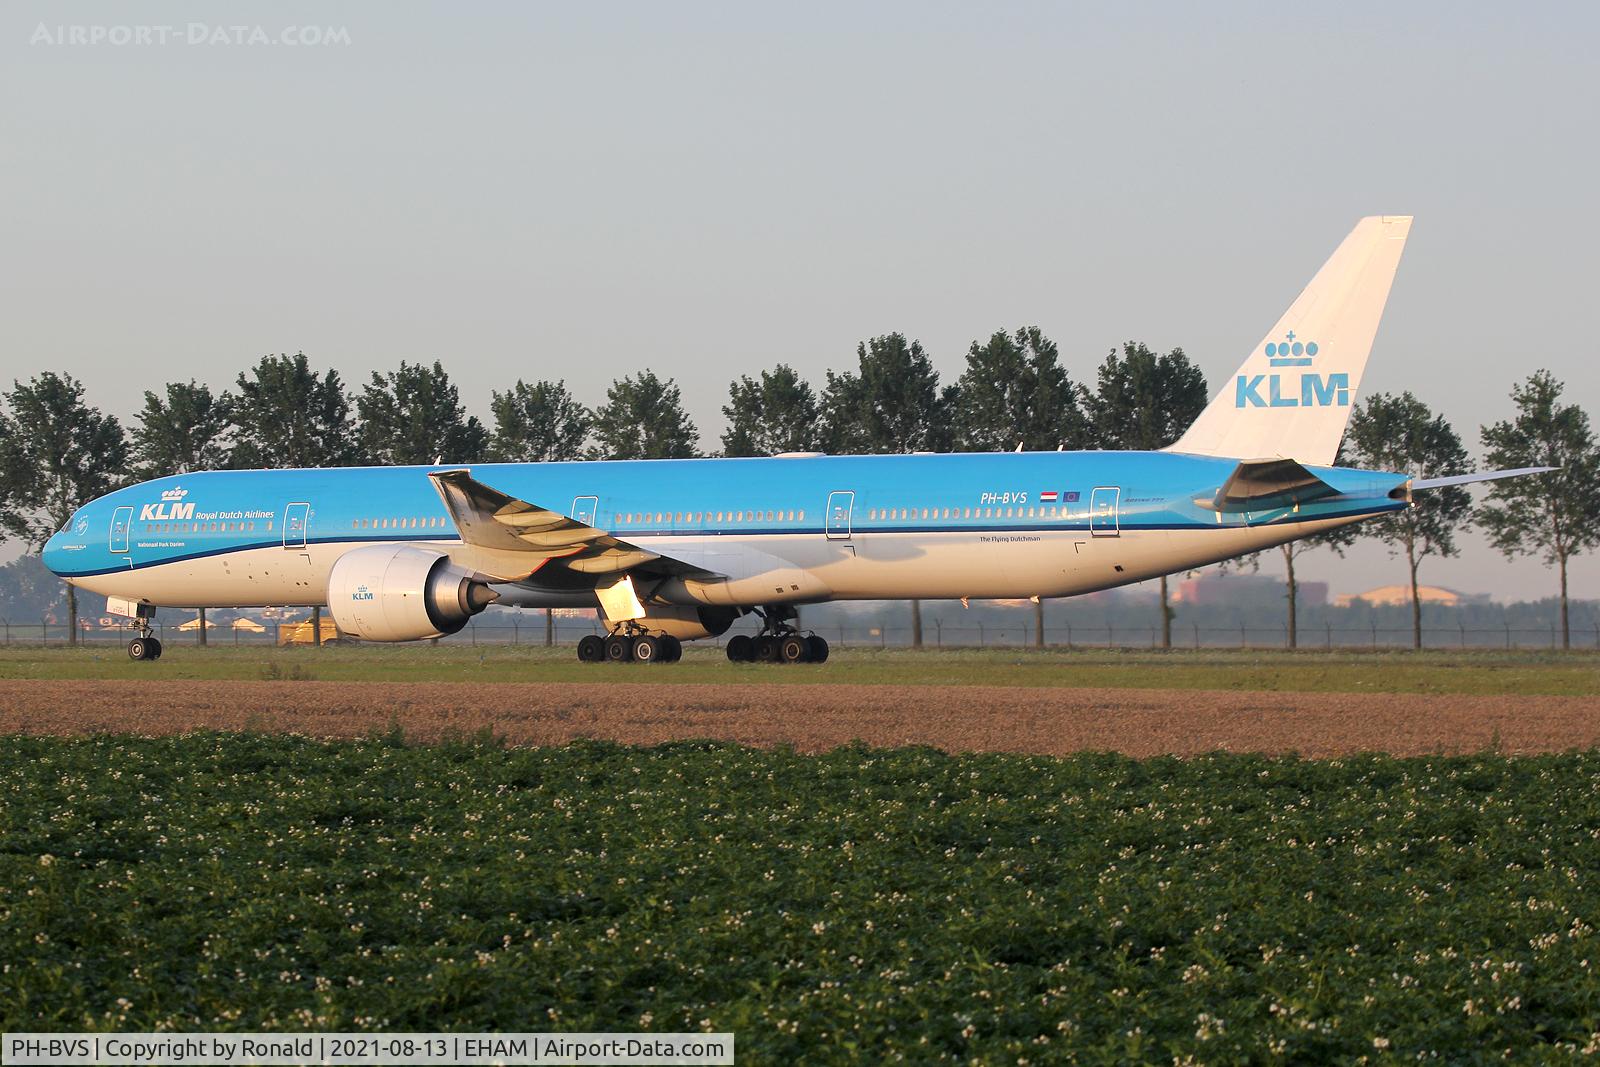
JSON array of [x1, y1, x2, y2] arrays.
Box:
[[38, 854, 54, 867], [1373, 1036, 1390, 1049]]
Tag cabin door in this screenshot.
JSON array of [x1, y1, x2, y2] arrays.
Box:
[[571, 496, 599, 526], [1090, 487, 1120, 537], [109, 506, 133, 555], [825, 491, 854, 540], [282, 502, 310, 549]]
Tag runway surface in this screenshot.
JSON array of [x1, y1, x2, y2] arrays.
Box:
[[3, 679, 1598, 756]]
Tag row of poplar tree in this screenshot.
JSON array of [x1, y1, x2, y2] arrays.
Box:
[[1, 330, 1597, 648]]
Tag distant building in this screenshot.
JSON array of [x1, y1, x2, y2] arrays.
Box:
[[1172, 573, 1326, 607], [1334, 585, 1490, 608]]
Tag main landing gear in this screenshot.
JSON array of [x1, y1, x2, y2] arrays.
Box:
[[576, 624, 683, 665], [725, 607, 829, 665]]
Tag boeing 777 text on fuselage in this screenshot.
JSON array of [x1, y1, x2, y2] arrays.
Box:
[[42, 217, 1548, 664]]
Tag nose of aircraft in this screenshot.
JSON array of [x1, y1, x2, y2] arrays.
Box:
[[42, 529, 67, 577]]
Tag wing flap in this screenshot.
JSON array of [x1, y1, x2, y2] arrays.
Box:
[[428, 469, 716, 579]]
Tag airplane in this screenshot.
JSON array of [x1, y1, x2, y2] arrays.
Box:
[[42, 215, 1549, 664]]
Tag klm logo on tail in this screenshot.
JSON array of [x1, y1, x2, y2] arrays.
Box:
[[1235, 333, 1350, 409]]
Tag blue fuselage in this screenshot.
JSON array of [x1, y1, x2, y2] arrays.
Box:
[[43, 451, 1406, 608]]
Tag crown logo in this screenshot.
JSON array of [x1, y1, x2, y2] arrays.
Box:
[[160, 486, 188, 501], [1265, 331, 1318, 367]]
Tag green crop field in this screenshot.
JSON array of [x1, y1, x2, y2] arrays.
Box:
[[1, 644, 1596, 695], [5, 733, 1600, 1060]]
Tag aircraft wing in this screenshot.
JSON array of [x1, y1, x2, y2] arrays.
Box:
[[1200, 457, 1343, 513], [428, 469, 721, 579]]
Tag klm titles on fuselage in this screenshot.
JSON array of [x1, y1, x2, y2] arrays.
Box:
[[1234, 334, 1350, 409]]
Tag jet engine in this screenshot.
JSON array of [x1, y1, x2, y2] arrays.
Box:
[[597, 603, 740, 641], [327, 545, 498, 642]]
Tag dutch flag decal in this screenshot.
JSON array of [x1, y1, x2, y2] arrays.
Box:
[[1039, 491, 1059, 502]]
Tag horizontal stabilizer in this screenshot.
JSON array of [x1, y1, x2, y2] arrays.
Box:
[[1201, 457, 1342, 513], [1409, 466, 1556, 491]]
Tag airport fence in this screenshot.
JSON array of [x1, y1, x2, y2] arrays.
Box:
[[6, 618, 1600, 651]]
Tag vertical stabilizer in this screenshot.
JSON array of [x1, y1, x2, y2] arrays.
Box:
[[1168, 215, 1412, 464]]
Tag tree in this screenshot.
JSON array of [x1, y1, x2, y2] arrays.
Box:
[[951, 327, 1088, 452], [1343, 392, 1474, 649], [230, 352, 357, 468], [1081, 342, 1210, 452], [590, 371, 699, 460], [1081, 342, 1210, 646], [721, 365, 820, 457], [1, 373, 129, 644], [0, 553, 66, 625], [819, 334, 951, 454], [489, 379, 591, 461], [1478, 371, 1600, 649], [358, 360, 487, 465], [131, 381, 233, 477]]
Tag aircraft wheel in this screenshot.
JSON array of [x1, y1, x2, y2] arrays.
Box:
[[805, 635, 829, 664], [726, 635, 754, 663], [577, 635, 605, 663], [755, 635, 781, 663], [632, 635, 661, 663], [604, 634, 633, 663], [128, 637, 150, 662], [779, 635, 810, 663], [148, 638, 163, 660], [659, 635, 682, 662]]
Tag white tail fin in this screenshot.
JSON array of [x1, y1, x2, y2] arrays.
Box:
[[1168, 215, 1412, 465]]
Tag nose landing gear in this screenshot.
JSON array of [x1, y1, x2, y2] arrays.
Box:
[[121, 603, 162, 662], [127, 626, 162, 662]]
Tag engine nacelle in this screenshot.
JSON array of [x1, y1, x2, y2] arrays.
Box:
[[327, 545, 498, 642], [597, 603, 740, 641]]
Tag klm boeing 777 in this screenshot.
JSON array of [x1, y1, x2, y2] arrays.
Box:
[[41, 216, 1546, 663]]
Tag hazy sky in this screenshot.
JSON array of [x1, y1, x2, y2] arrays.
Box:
[[3, 2, 1596, 602]]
